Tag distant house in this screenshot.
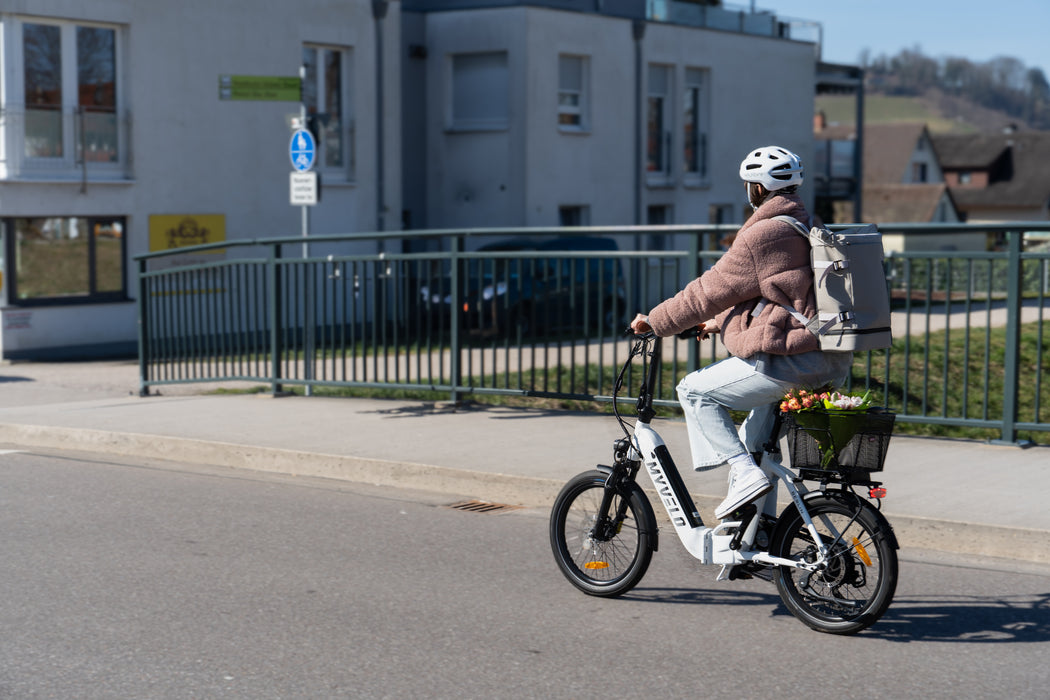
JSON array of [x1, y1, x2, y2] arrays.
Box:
[[931, 129, 1050, 224], [863, 123, 944, 185], [814, 121, 967, 250], [862, 183, 967, 252]]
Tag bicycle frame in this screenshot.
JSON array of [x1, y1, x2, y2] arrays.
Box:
[[619, 334, 833, 575]]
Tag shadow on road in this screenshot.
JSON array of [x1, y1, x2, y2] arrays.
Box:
[[623, 587, 1050, 642], [871, 592, 1050, 643]]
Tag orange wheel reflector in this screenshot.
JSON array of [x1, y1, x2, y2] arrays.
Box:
[[584, 561, 610, 570], [852, 537, 873, 567]]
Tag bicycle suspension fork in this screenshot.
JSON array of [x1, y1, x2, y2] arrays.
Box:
[[591, 439, 643, 542]]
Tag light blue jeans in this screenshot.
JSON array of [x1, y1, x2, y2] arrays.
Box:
[[676, 351, 852, 471]]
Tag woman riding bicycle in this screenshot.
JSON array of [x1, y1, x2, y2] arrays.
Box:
[[630, 146, 852, 521]]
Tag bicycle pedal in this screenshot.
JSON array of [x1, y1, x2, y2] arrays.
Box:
[[728, 504, 757, 550]]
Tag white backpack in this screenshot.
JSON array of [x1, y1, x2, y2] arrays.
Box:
[[753, 215, 892, 353]]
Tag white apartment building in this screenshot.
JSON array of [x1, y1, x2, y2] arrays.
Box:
[[1, 0, 818, 359], [0, 0, 400, 359], [401, 0, 817, 236]]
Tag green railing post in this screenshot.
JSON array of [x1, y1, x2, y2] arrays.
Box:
[[137, 257, 150, 396], [305, 259, 315, 396], [687, 232, 701, 371], [996, 229, 1025, 445], [449, 235, 462, 404], [269, 245, 284, 395]]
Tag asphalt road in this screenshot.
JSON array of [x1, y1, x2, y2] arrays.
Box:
[[2, 448, 1049, 699]]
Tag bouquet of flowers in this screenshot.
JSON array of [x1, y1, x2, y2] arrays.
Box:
[[780, 388, 875, 468]]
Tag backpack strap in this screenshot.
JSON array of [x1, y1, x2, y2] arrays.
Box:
[[754, 215, 854, 338], [751, 299, 855, 337], [774, 214, 833, 244], [774, 214, 849, 283]]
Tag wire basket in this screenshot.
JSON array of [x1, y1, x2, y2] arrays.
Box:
[[785, 409, 895, 476]]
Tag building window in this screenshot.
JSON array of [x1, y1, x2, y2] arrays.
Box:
[[76, 26, 119, 164], [683, 68, 708, 180], [9, 18, 125, 177], [6, 216, 126, 303], [912, 162, 928, 183], [646, 65, 672, 177], [23, 23, 64, 159], [302, 45, 352, 176], [450, 52, 509, 131], [559, 205, 590, 226], [958, 171, 972, 184], [558, 55, 588, 130]]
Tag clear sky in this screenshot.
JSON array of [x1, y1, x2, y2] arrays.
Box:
[[754, 0, 1049, 78]]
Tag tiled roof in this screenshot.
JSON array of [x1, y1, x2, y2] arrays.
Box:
[[860, 183, 955, 223], [930, 134, 1009, 168], [863, 123, 929, 184], [817, 122, 931, 184], [932, 131, 1050, 209]]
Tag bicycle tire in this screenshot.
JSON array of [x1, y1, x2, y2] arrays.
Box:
[[549, 470, 656, 597], [771, 492, 898, 634]]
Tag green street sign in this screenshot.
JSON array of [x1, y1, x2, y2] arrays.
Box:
[[219, 75, 301, 102]]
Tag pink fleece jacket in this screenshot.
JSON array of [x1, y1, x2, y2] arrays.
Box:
[[647, 193, 819, 358]]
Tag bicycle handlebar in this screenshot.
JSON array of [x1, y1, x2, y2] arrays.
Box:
[[622, 325, 714, 340]]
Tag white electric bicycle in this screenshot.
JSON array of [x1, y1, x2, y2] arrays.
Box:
[[549, 331, 899, 634]]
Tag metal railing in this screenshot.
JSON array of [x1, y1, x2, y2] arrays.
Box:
[[0, 105, 133, 184], [137, 223, 1050, 444], [647, 1, 784, 37]]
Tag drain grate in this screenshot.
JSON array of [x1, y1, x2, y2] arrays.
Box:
[[446, 499, 523, 514]]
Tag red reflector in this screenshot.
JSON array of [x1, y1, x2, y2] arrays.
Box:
[[869, 487, 887, 499]]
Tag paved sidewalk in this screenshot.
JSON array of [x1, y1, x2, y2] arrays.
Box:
[[2, 359, 1048, 563]]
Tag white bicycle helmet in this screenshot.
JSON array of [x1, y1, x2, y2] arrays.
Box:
[[739, 146, 804, 191]]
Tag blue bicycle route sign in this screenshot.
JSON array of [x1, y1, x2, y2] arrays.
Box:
[[289, 128, 316, 172]]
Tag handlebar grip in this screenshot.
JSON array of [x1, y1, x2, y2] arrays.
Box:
[[676, 326, 709, 339]]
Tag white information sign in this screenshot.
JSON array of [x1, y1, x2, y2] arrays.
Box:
[[290, 171, 318, 206]]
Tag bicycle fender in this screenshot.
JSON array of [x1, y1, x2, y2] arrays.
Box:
[[773, 490, 899, 552]]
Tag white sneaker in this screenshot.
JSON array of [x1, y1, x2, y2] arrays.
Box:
[[714, 463, 772, 520]]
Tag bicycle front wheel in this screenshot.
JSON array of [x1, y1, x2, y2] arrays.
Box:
[[772, 493, 898, 634], [549, 470, 655, 597]]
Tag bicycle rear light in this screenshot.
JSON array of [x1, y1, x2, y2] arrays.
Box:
[[869, 486, 887, 499]]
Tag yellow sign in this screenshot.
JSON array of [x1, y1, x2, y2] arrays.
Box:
[[149, 214, 226, 253]]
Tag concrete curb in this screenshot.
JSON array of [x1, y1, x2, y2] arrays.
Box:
[[3, 422, 1048, 565]]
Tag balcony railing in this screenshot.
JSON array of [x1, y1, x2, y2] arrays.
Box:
[[647, 1, 786, 37], [0, 105, 133, 183]]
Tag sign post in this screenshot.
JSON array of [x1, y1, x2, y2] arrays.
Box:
[[289, 126, 316, 260], [290, 70, 319, 393]]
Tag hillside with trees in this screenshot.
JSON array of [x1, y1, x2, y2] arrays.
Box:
[[818, 48, 1050, 133]]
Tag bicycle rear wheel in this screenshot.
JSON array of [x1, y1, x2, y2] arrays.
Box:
[[771, 493, 898, 634], [549, 470, 655, 597]]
